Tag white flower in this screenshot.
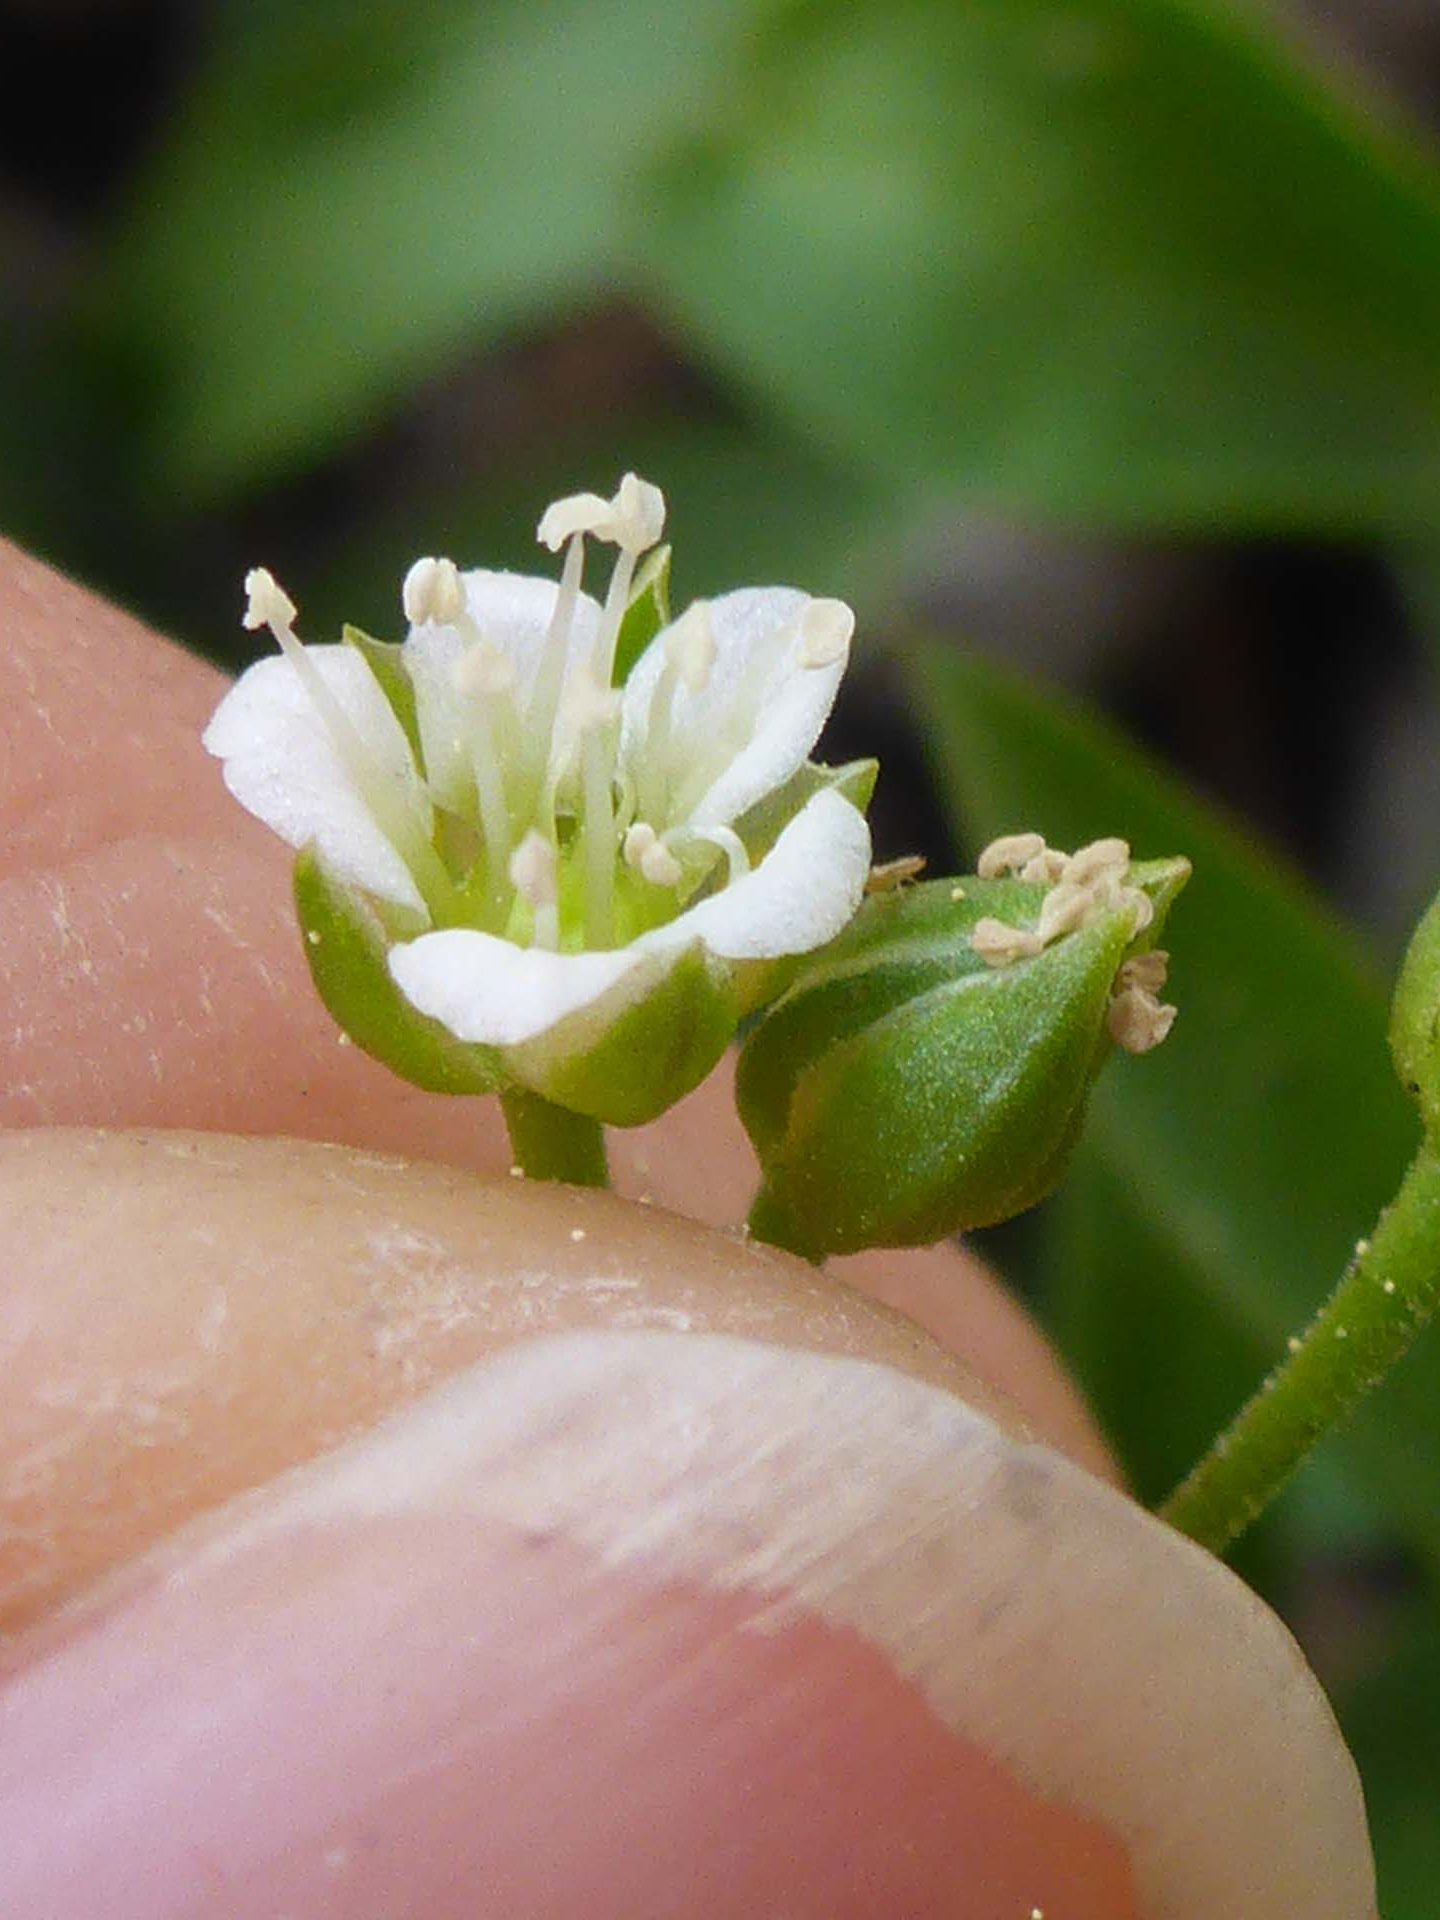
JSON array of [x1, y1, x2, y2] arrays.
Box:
[[204, 474, 873, 1123]]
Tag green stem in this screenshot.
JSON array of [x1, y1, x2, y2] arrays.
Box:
[[500, 1089, 609, 1187], [1163, 1142, 1440, 1555]]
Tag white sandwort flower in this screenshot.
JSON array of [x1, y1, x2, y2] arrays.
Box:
[[204, 474, 873, 1124]]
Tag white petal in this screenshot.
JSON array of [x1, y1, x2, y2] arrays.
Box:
[[204, 645, 430, 914], [644, 790, 870, 963], [404, 569, 601, 808], [621, 586, 850, 830], [390, 929, 652, 1047]]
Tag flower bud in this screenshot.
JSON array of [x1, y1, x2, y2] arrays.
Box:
[[738, 855, 1190, 1259]]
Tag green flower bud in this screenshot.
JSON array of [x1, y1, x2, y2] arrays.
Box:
[[738, 847, 1190, 1260]]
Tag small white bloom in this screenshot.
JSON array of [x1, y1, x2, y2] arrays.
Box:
[[204, 474, 872, 1122]]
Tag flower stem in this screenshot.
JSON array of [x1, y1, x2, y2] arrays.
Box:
[[1162, 1141, 1440, 1555], [500, 1090, 609, 1188]]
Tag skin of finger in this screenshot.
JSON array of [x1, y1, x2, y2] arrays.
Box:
[[0, 1366, 1146, 1920], [0, 1327, 1374, 1918], [0, 536, 1111, 1474], [0, 1127, 1039, 1635]]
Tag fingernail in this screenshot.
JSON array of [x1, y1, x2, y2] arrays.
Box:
[[0, 1333, 1372, 1918]]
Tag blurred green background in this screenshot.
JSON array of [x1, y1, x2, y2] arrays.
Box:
[[5, 0, 1440, 1903]]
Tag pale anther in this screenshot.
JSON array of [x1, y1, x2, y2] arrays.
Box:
[[1090, 871, 1153, 934], [565, 666, 622, 734], [1036, 879, 1090, 944], [536, 490, 613, 552], [1067, 836, 1131, 886], [1019, 848, 1069, 885], [452, 641, 516, 700], [1107, 985, 1177, 1054], [977, 831, 1046, 879], [623, 822, 658, 869], [1119, 949, 1169, 995], [797, 597, 855, 669], [242, 566, 297, 633], [536, 472, 666, 556], [971, 916, 1044, 967], [609, 472, 666, 555], [509, 830, 558, 910], [1122, 886, 1155, 934], [665, 601, 717, 691], [402, 556, 466, 628], [639, 839, 684, 888]]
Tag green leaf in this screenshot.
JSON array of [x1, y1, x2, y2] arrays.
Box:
[[343, 624, 422, 766], [909, 644, 1440, 1567], [612, 545, 672, 686], [294, 847, 503, 1096], [647, 0, 1440, 532], [97, 0, 757, 496], [302, 410, 892, 648]]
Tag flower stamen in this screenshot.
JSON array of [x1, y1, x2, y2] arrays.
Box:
[[450, 646, 515, 885], [509, 829, 559, 950], [689, 823, 750, 884], [402, 557, 467, 629], [243, 567, 456, 918], [624, 822, 684, 889], [640, 600, 714, 821]]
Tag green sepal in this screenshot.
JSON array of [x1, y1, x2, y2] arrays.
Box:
[[612, 544, 672, 686], [734, 757, 879, 866], [1391, 889, 1440, 1140], [505, 940, 738, 1127], [294, 847, 504, 1095], [343, 623, 423, 767], [738, 859, 1189, 1259]]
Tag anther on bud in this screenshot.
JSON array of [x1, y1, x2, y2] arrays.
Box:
[[1108, 985, 1178, 1054], [1119, 949, 1169, 995], [1019, 848, 1069, 885], [977, 832, 1047, 879], [1036, 880, 1092, 944], [971, 917, 1044, 966], [1067, 837, 1131, 886]]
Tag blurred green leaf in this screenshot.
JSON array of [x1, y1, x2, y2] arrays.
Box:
[[98, 0, 756, 495], [300, 412, 891, 649], [1334, 1601, 1440, 1920], [649, 0, 1440, 532], [910, 645, 1440, 1568], [102, 0, 1440, 533]]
